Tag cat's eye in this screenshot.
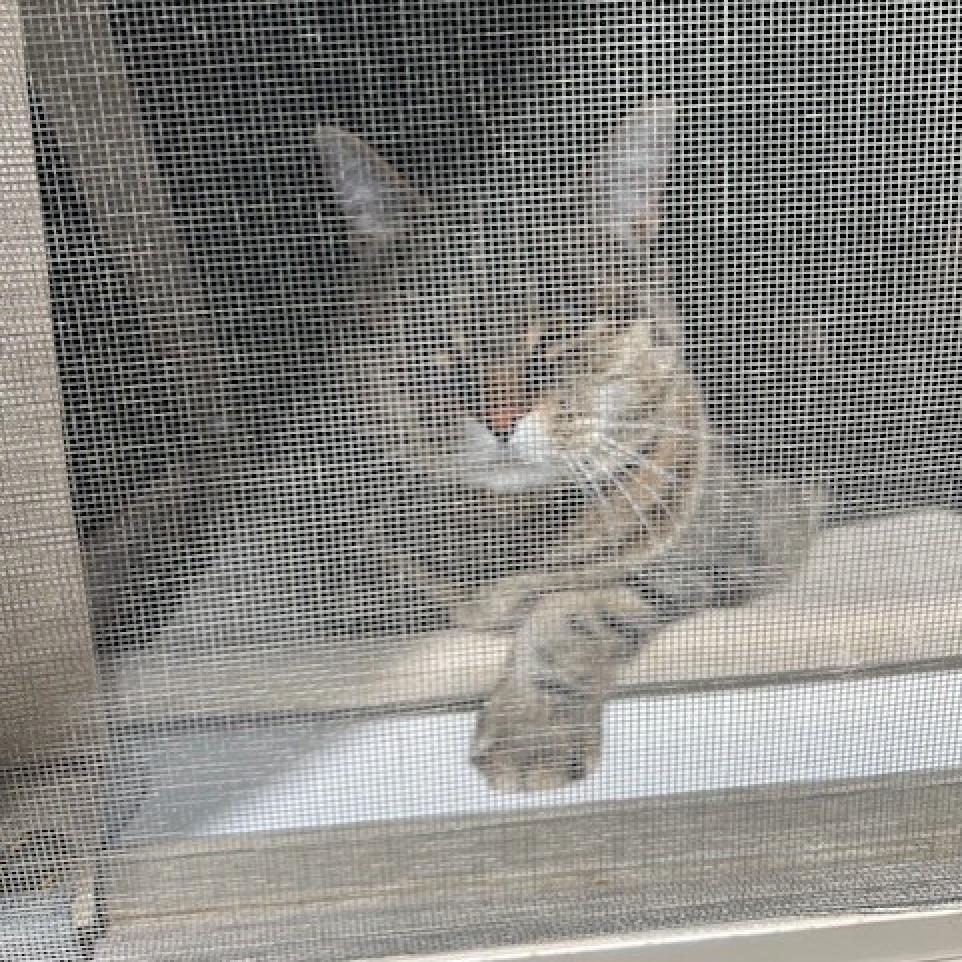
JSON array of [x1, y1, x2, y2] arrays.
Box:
[[423, 353, 483, 412], [425, 353, 461, 391], [524, 343, 564, 386]]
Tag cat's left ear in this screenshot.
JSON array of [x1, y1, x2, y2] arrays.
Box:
[[597, 98, 675, 245], [315, 126, 426, 254]]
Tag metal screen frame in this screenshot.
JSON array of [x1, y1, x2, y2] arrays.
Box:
[[5, 2, 962, 960], [85, 762, 962, 960]]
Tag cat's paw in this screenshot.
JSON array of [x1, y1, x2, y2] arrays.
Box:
[[471, 672, 603, 792]]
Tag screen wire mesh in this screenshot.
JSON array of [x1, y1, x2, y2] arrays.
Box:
[[2, 2, 962, 960]]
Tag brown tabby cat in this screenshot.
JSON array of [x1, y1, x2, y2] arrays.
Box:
[[309, 99, 815, 790], [130, 101, 812, 793]]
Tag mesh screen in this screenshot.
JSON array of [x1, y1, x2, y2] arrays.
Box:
[[3, 2, 962, 959]]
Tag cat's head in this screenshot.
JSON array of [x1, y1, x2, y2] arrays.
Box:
[[316, 101, 690, 496]]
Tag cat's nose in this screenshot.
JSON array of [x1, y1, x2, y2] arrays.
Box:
[[485, 405, 526, 440]]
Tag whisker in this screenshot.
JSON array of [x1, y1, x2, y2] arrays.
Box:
[[595, 435, 642, 466], [634, 475, 677, 518], [593, 437, 690, 531], [636, 456, 685, 488], [596, 434, 690, 493], [593, 441, 675, 517], [558, 452, 624, 543], [574, 451, 656, 550], [606, 419, 720, 443], [581, 450, 655, 536]]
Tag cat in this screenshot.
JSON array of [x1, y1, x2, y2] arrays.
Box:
[[101, 100, 814, 793], [305, 98, 815, 790]]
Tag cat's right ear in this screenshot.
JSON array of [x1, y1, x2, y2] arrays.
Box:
[[315, 126, 425, 254]]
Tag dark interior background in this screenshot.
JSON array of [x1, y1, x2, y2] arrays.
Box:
[[30, 2, 962, 544]]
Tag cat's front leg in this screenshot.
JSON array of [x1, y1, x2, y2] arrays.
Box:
[[472, 586, 660, 792]]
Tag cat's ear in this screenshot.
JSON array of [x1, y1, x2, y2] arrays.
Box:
[[597, 98, 675, 245], [315, 126, 425, 253]]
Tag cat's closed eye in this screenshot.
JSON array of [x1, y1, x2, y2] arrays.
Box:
[[423, 352, 484, 411], [423, 351, 460, 390], [523, 342, 566, 389]]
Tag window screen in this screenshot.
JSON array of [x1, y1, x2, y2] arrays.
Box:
[[3, 3, 961, 960]]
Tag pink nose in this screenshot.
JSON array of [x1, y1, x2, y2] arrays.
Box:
[[485, 405, 526, 439]]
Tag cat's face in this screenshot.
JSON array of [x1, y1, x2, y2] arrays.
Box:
[[317, 102, 681, 495]]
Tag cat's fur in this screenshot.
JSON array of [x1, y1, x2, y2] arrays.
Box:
[[303, 100, 815, 790]]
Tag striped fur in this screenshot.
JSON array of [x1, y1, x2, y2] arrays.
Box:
[[311, 101, 816, 790]]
